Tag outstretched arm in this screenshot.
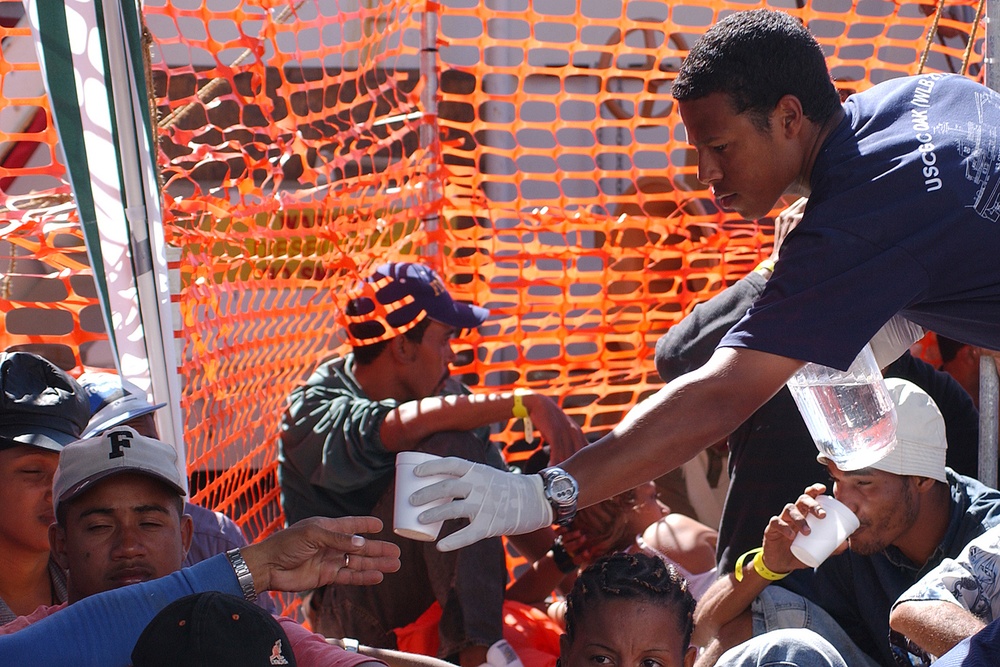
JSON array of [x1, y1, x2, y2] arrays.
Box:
[[381, 390, 587, 460], [242, 516, 402, 592], [413, 347, 802, 552], [0, 516, 400, 667], [562, 347, 802, 508]]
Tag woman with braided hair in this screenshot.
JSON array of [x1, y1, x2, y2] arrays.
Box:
[[566, 482, 718, 601], [559, 552, 697, 667]]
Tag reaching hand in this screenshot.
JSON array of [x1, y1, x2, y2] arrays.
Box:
[[521, 392, 588, 464], [241, 516, 401, 593], [409, 457, 554, 552]]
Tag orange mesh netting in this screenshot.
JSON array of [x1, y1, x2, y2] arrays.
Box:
[[0, 0, 985, 606]]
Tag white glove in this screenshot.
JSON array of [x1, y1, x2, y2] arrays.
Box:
[[409, 457, 553, 552]]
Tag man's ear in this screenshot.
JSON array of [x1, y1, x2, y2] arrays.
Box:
[[390, 334, 417, 363], [49, 522, 69, 570], [180, 512, 194, 559], [773, 94, 805, 137], [913, 475, 939, 493]]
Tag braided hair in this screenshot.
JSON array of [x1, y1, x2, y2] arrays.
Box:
[[564, 552, 696, 649]]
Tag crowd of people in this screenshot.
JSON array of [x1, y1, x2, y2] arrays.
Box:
[[4, 6, 1000, 666]]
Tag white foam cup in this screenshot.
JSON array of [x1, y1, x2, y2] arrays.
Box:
[[789, 495, 860, 568], [394, 451, 448, 541]]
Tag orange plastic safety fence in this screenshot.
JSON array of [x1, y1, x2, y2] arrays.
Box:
[[0, 7, 94, 372], [0, 0, 985, 615]]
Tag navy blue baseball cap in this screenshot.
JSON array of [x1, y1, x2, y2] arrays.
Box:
[[344, 262, 489, 345], [0, 351, 90, 451]]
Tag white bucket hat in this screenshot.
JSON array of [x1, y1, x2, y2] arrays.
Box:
[[818, 377, 947, 482]]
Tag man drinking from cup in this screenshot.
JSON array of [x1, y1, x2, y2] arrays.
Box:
[[691, 379, 1000, 667]]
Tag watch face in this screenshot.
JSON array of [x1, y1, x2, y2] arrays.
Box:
[[550, 476, 577, 503]]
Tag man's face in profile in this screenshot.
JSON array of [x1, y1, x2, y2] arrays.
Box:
[[678, 92, 799, 221]]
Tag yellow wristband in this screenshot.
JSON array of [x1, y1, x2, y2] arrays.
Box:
[[512, 390, 529, 419], [734, 547, 788, 582], [512, 389, 534, 444], [754, 259, 775, 276]]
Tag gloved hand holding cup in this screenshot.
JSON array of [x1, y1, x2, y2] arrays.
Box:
[[409, 457, 555, 552]]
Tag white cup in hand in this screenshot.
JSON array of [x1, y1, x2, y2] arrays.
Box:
[[394, 451, 448, 541], [789, 495, 860, 568]]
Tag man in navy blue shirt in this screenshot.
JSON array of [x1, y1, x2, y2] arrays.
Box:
[[409, 9, 1000, 563]]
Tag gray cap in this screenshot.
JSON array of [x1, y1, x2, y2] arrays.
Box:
[[0, 351, 91, 451], [52, 426, 186, 514]]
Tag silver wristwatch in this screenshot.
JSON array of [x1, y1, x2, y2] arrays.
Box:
[[539, 466, 579, 526], [226, 548, 258, 602]]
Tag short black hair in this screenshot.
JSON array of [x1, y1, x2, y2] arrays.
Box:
[[672, 9, 841, 131], [351, 316, 433, 366], [564, 552, 696, 649]]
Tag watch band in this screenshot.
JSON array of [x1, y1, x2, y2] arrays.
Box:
[[540, 466, 579, 526], [550, 537, 577, 574], [226, 548, 258, 602]]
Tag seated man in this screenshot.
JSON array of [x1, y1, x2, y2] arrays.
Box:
[[0, 512, 400, 666], [279, 261, 586, 665], [1, 425, 387, 667], [693, 379, 1000, 667], [0, 351, 91, 624], [890, 522, 1000, 659], [77, 371, 256, 568]]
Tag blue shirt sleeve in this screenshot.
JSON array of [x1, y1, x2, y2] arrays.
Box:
[[0, 554, 240, 666]]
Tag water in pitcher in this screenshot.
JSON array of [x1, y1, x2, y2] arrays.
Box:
[[786, 344, 898, 471]]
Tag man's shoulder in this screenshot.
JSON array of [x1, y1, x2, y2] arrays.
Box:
[[949, 471, 1000, 517], [286, 355, 372, 416], [935, 471, 1000, 562], [296, 356, 356, 393]]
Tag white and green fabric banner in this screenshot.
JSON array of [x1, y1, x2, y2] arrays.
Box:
[[27, 0, 184, 462]]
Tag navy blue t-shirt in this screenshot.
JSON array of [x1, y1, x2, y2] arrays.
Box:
[[721, 73, 1000, 369]]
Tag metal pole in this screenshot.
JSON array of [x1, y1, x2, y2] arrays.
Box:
[[979, 354, 999, 487], [988, 1, 1000, 90], [419, 7, 440, 259], [979, 3, 1000, 486]]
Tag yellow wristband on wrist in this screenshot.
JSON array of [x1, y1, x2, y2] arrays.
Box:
[[512, 390, 529, 419], [734, 547, 788, 582], [512, 389, 534, 444], [754, 259, 776, 276]]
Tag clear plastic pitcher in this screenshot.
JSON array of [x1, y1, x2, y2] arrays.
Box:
[[786, 343, 898, 471]]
